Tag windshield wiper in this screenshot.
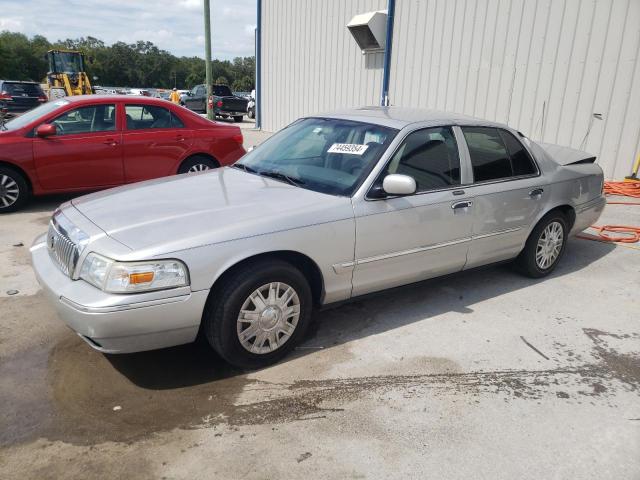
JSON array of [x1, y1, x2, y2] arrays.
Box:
[[259, 170, 306, 187], [232, 163, 259, 174]]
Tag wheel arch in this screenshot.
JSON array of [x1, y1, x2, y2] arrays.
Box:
[[208, 250, 325, 308], [0, 160, 33, 192], [177, 153, 220, 173]]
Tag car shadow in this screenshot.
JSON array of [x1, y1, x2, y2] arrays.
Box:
[[105, 236, 616, 390]]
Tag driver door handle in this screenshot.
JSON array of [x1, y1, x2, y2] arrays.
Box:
[[103, 138, 118, 146], [529, 188, 544, 198], [451, 201, 473, 210]]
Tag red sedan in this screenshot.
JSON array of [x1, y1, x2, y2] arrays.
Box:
[[0, 95, 245, 212]]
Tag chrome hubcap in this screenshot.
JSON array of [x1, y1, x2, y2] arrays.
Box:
[[237, 282, 300, 354], [188, 164, 210, 172], [0, 174, 19, 208], [536, 221, 564, 269]]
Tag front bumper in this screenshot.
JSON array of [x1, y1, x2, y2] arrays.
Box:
[[30, 235, 208, 354]]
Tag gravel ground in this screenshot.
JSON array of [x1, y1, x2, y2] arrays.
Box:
[[0, 132, 638, 479]]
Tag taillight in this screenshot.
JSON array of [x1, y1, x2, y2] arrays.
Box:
[[216, 100, 223, 108], [0, 92, 12, 101], [38, 94, 47, 102], [232, 133, 244, 145], [207, 96, 213, 107]]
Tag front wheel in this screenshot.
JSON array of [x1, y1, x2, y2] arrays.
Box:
[[0, 167, 30, 213], [202, 259, 313, 369], [515, 212, 568, 278]]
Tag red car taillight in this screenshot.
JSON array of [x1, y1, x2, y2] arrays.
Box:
[[216, 100, 223, 108], [38, 94, 48, 102], [0, 92, 12, 101], [232, 133, 244, 145]]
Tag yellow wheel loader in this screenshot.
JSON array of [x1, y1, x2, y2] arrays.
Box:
[[43, 49, 93, 99]]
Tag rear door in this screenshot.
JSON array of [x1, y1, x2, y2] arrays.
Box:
[[122, 104, 193, 182], [460, 127, 546, 268], [33, 103, 123, 190]]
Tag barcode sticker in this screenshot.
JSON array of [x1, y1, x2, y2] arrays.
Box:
[[327, 143, 369, 155]]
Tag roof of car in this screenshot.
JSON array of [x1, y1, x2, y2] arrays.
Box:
[[315, 106, 510, 130], [61, 94, 168, 103]]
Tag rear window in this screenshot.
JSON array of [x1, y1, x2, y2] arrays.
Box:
[[213, 85, 233, 96], [2, 82, 43, 96], [462, 127, 538, 182]]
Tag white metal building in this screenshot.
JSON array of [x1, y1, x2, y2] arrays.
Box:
[[257, 0, 640, 179]]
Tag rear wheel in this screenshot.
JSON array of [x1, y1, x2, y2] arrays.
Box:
[[178, 156, 219, 174], [515, 212, 568, 278], [233, 116, 243, 123], [0, 167, 29, 213], [202, 259, 313, 369]]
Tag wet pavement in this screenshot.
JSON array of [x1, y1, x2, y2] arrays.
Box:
[[0, 183, 638, 478]]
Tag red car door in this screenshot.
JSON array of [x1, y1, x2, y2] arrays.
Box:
[[33, 103, 123, 190], [122, 103, 193, 183]]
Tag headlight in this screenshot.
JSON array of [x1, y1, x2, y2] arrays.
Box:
[[80, 253, 189, 293]]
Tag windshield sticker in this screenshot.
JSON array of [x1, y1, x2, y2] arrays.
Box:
[[327, 143, 369, 155]]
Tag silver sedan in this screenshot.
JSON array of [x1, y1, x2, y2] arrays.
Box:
[[31, 107, 605, 368]]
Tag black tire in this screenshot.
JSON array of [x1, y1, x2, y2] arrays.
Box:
[[515, 211, 569, 278], [202, 259, 313, 369], [248, 108, 255, 119], [177, 155, 219, 174], [233, 116, 243, 123], [0, 166, 30, 213]]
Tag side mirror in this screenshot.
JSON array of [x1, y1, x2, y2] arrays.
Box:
[[382, 174, 416, 196], [36, 124, 57, 138]]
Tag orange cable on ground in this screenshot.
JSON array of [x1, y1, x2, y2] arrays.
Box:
[[577, 180, 640, 244]]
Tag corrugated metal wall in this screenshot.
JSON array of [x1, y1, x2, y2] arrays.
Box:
[[261, 0, 386, 132], [390, 0, 640, 179], [261, 0, 640, 179]]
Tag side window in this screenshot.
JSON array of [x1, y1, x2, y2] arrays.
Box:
[[50, 104, 116, 135], [125, 105, 175, 130], [462, 127, 513, 182], [383, 127, 461, 192], [196, 86, 205, 96], [499, 129, 537, 176]]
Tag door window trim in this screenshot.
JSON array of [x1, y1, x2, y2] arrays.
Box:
[[365, 124, 469, 201], [460, 126, 541, 186], [44, 103, 119, 137]]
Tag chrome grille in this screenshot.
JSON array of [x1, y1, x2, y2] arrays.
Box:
[[47, 222, 80, 277]]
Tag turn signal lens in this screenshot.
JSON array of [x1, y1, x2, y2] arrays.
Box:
[[129, 272, 154, 284]]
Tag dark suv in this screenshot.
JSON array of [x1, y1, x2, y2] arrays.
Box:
[[0, 80, 47, 113]]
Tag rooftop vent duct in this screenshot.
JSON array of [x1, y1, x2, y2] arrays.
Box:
[[347, 10, 387, 53]]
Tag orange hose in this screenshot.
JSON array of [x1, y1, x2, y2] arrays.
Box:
[[604, 180, 640, 205], [577, 180, 640, 244]]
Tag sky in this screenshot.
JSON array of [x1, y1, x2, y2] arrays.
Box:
[[0, 0, 257, 59]]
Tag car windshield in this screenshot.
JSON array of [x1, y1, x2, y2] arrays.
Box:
[[235, 117, 397, 196], [2, 100, 69, 131]]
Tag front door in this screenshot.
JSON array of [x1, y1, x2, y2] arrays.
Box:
[[459, 126, 547, 268], [33, 103, 123, 190], [351, 126, 474, 297]]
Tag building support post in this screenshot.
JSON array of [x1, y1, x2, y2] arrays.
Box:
[[380, 0, 395, 106], [256, 0, 262, 129]]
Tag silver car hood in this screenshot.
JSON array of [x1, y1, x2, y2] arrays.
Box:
[[71, 167, 354, 252]]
